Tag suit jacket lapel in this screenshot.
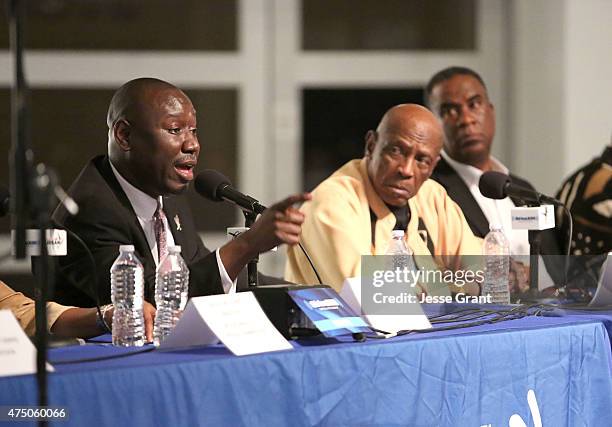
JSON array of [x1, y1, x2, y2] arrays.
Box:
[[97, 156, 156, 269], [163, 197, 185, 248], [163, 196, 201, 266], [432, 158, 490, 237]]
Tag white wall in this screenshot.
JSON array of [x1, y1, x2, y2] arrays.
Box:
[[510, 0, 612, 195], [564, 0, 612, 173]]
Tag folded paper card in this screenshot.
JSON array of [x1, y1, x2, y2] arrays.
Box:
[[0, 310, 54, 377], [159, 292, 293, 355]]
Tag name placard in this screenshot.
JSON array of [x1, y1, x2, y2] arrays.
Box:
[[11, 229, 68, 256], [511, 205, 555, 230], [159, 292, 293, 356], [0, 310, 54, 378]]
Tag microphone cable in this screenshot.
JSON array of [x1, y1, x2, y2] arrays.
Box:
[[59, 225, 110, 333], [360, 307, 510, 339], [359, 307, 510, 340], [297, 241, 323, 285], [395, 304, 553, 336], [560, 204, 574, 287], [427, 307, 504, 324]]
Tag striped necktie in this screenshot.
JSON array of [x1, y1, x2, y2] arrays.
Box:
[[153, 200, 168, 263]]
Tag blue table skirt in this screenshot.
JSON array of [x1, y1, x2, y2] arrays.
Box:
[[1, 312, 611, 426]]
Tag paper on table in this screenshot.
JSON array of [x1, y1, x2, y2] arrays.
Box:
[[0, 310, 54, 377], [340, 277, 431, 333], [157, 299, 219, 349], [159, 292, 293, 356]]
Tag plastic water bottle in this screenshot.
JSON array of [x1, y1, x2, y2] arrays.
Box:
[[482, 223, 511, 304], [386, 230, 417, 287], [110, 245, 145, 346], [154, 245, 190, 346]]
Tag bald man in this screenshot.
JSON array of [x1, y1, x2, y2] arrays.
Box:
[[285, 104, 482, 292], [53, 77, 309, 307]]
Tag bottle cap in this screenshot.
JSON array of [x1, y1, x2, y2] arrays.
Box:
[[168, 245, 182, 254], [391, 230, 405, 238], [119, 244, 135, 252]]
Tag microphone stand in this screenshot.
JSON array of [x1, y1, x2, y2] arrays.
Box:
[[9, 1, 50, 424], [30, 165, 57, 426], [527, 230, 542, 295], [243, 211, 259, 287], [9, 0, 28, 259]]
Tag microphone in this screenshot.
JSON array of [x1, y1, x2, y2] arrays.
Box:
[[194, 170, 267, 214], [0, 183, 78, 217], [0, 185, 9, 217], [478, 171, 563, 206], [195, 169, 324, 285]]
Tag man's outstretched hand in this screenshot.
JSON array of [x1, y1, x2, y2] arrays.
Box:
[[245, 193, 312, 251], [220, 193, 312, 281]]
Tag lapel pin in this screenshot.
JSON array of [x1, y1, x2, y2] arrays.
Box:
[[174, 214, 182, 231]]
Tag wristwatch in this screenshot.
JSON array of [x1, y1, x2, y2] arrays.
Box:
[[96, 304, 113, 332]]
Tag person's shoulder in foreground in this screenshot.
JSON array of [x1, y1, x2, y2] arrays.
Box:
[[556, 143, 612, 256], [0, 280, 156, 340], [285, 103, 481, 292]]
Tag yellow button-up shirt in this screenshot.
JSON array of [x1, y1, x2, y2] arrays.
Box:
[[0, 280, 72, 336], [285, 159, 483, 292]]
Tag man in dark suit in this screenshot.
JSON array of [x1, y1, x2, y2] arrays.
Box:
[[53, 78, 310, 307], [424, 66, 561, 290]]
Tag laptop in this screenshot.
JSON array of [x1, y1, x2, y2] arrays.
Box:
[[588, 252, 612, 306]]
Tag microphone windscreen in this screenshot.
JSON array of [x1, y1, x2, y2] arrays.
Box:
[[194, 170, 232, 202], [0, 185, 9, 217], [479, 171, 511, 200]]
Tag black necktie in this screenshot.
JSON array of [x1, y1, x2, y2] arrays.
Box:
[[387, 204, 411, 231]]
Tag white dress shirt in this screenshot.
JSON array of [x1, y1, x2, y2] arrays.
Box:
[[441, 151, 530, 255], [441, 151, 554, 289], [109, 161, 236, 293]]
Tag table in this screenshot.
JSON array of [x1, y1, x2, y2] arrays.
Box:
[[1, 307, 611, 426]]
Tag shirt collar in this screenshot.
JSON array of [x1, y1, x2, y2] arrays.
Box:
[[109, 160, 162, 221], [441, 150, 509, 187]]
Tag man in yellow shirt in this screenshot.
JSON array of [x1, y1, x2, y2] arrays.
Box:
[[0, 280, 155, 340], [285, 104, 482, 293]]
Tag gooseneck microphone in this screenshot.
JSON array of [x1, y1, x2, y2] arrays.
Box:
[[478, 171, 563, 206], [0, 183, 78, 218], [479, 170, 574, 288], [194, 170, 267, 215], [194, 169, 324, 285]]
